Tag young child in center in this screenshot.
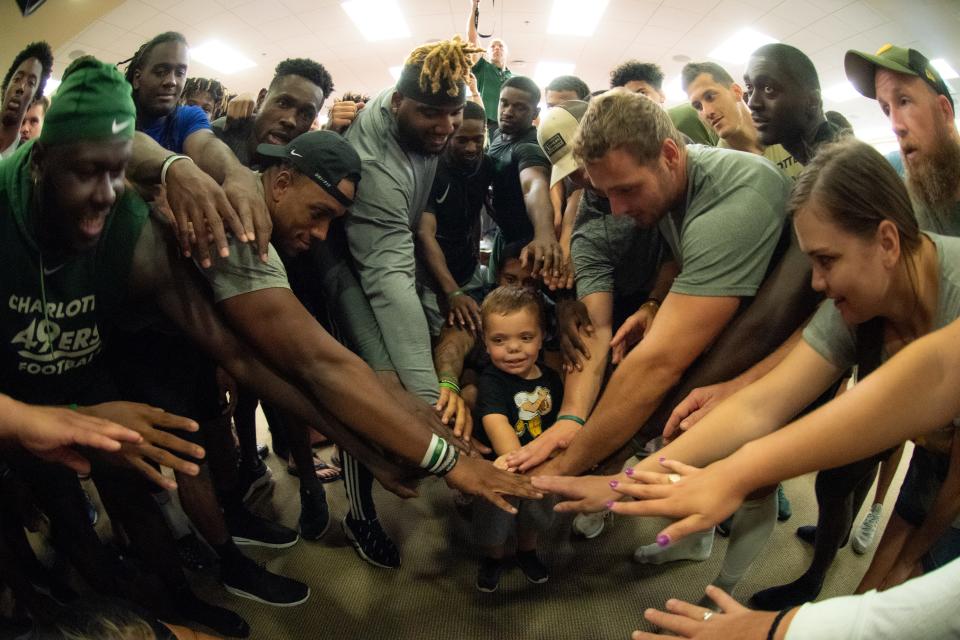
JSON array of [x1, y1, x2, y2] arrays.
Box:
[[473, 286, 563, 592]]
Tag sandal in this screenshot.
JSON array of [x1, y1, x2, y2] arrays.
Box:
[[287, 456, 342, 483]]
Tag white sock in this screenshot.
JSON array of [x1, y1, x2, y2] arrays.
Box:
[[713, 492, 777, 594], [633, 527, 714, 565]]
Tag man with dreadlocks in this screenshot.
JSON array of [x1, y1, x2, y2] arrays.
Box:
[[341, 37, 485, 564], [182, 77, 229, 121], [1, 41, 52, 160]]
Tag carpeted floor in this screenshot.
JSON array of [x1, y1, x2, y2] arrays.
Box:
[[184, 423, 909, 640]]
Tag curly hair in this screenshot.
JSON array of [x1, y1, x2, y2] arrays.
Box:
[[609, 60, 664, 90], [2, 41, 53, 100], [182, 77, 228, 118], [272, 58, 334, 99], [405, 36, 483, 97]]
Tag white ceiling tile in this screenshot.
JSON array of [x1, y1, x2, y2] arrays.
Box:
[[752, 13, 802, 40], [631, 25, 689, 50], [401, 0, 452, 16], [409, 13, 458, 41], [807, 0, 855, 11], [281, 0, 338, 13], [129, 12, 193, 38], [647, 5, 704, 31], [806, 14, 853, 41], [662, 0, 721, 12], [166, 0, 224, 24], [784, 26, 833, 54], [256, 15, 311, 42], [232, 0, 292, 28], [702, 0, 764, 31], [768, 1, 827, 28], [833, 1, 888, 31], [74, 20, 127, 50], [602, 0, 660, 24], [99, 0, 160, 30]]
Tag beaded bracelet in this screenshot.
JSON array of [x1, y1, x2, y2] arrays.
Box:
[[556, 414, 585, 426]]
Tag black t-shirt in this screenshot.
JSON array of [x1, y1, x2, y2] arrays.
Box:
[[211, 116, 258, 169], [426, 153, 495, 284], [475, 362, 564, 450], [487, 126, 551, 244]]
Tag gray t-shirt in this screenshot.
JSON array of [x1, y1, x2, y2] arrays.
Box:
[[658, 145, 792, 297], [914, 200, 960, 238], [571, 188, 664, 300], [200, 239, 290, 303], [804, 233, 960, 370], [343, 87, 440, 402]]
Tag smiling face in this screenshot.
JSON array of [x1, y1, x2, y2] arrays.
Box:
[[393, 93, 463, 155], [132, 40, 188, 119], [19, 100, 45, 143], [446, 116, 485, 168], [254, 74, 325, 147], [743, 54, 810, 147], [34, 138, 132, 255], [794, 200, 899, 325], [268, 168, 354, 256], [2, 57, 42, 128], [686, 72, 748, 139], [483, 306, 543, 378]]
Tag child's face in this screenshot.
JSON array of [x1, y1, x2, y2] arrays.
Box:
[[497, 258, 538, 293], [483, 307, 543, 377]]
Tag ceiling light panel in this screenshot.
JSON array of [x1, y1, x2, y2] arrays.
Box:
[[930, 58, 959, 80], [708, 28, 778, 64], [547, 0, 609, 37], [189, 41, 255, 74], [534, 61, 575, 88], [822, 81, 860, 103], [342, 0, 410, 41]]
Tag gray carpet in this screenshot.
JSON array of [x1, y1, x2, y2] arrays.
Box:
[[186, 430, 907, 640]]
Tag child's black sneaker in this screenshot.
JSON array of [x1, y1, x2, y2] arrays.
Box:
[[516, 549, 549, 584], [476, 557, 505, 593]]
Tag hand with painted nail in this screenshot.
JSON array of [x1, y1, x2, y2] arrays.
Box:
[[606, 457, 750, 545], [631, 585, 787, 639], [531, 473, 624, 513]]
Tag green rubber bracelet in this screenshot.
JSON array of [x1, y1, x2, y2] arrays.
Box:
[[557, 414, 585, 426]]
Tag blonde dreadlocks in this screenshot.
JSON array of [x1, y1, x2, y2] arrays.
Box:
[[404, 36, 483, 97]]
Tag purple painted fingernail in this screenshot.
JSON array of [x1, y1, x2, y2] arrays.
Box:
[[604, 501, 615, 509], [656, 534, 671, 547], [658, 456, 666, 463], [609, 479, 619, 488], [624, 468, 635, 477]]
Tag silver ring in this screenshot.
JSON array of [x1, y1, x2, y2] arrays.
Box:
[[668, 473, 681, 484], [702, 611, 714, 621]]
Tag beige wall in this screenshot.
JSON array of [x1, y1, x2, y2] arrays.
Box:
[[0, 0, 122, 73]]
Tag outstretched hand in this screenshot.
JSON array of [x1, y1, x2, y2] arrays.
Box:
[[445, 454, 543, 514], [663, 380, 741, 441], [633, 585, 784, 639], [5, 399, 142, 475], [607, 458, 747, 546], [531, 473, 621, 514], [504, 420, 579, 472]]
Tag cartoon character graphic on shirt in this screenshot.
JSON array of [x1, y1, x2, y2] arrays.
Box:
[[513, 386, 552, 438]]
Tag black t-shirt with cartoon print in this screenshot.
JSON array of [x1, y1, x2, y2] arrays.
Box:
[[475, 362, 564, 451]]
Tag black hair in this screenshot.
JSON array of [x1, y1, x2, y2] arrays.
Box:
[[497, 240, 527, 272], [463, 100, 486, 121], [680, 61, 735, 92], [271, 58, 334, 100], [750, 43, 820, 91], [2, 41, 53, 100], [501, 75, 540, 105], [181, 77, 228, 118], [545, 75, 590, 99], [609, 60, 664, 90]]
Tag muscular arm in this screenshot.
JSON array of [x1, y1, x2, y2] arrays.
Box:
[[433, 325, 477, 381], [519, 165, 564, 283], [541, 291, 742, 475], [557, 292, 613, 420], [416, 211, 460, 298], [641, 234, 820, 439]]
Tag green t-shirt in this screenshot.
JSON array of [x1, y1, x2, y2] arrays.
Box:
[[0, 141, 149, 404], [659, 145, 792, 297], [472, 57, 512, 121], [199, 238, 290, 303], [668, 103, 718, 146]]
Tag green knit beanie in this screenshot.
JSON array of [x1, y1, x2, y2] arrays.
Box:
[[39, 56, 136, 146]]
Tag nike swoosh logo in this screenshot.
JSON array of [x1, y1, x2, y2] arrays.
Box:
[[43, 264, 65, 276], [111, 119, 132, 135], [290, 149, 303, 157], [435, 183, 451, 204]]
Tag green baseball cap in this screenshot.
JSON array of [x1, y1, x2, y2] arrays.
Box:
[[845, 44, 954, 110]]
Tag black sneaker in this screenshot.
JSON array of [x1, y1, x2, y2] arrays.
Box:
[[173, 585, 250, 637], [299, 488, 330, 541], [221, 554, 310, 608], [516, 550, 549, 584], [476, 557, 505, 593], [226, 508, 299, 549], [342, 515, 401, 569], [177, 532, 217, 571]]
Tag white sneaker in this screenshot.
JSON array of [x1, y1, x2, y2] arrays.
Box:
[[572, 511, 611, 539], [852, 503, 883, 555]]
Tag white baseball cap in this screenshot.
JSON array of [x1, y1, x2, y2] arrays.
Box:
[[536, 100, 588, 187]]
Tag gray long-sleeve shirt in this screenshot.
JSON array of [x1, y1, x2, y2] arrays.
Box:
[[343, 88, 439, 402]]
